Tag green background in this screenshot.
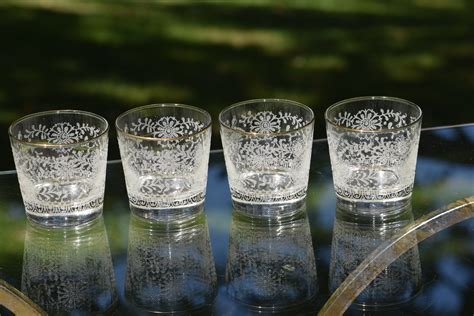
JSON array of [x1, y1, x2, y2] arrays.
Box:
[[1, 0, 473, 170]]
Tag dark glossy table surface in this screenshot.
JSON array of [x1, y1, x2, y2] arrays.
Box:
[[0, 124, 473, 315]]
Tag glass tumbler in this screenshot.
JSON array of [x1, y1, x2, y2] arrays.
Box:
[[116, 104, 212, 218], [219, 99, 314, 207], [9, 110, 109, 226], [325, 96, 422, 202]]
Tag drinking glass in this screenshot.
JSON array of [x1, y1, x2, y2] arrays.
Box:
[[325, 96, 422, 202], [125, 205, 217, 312], [22, 216, 117, 315], [329, 199, 421, 309], [116, 104, 212, 218], [9, 110, 109, 226], [219, 99, 314, 208], [225, 202, 317, 309]]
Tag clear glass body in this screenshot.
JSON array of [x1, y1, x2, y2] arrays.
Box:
[[21, 216, 117, 314], [329, 199, 422, 308], [325, 96, 422, 202], [219, 99, 314, 207], [225, 202, 317, 309], [125, 206, 217, 312], [116, 104, 212, 215], [9, 110, 109, 226]]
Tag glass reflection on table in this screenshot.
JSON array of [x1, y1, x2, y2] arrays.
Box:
[[329, 199, 422, 311], [124, 205, 217, 313], [21, 215, 117, 315], [225, 201, 318, 311], [0, 124, 471, 315]]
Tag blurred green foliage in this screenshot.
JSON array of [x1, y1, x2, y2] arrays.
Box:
[[0, 0, 473, 169]]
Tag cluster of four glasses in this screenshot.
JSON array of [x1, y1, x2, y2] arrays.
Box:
[[9, 97, 422, 225]]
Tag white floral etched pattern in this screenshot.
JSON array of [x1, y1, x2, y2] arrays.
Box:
[[221, 110, 313, 204], [327, 108, 421, 201], [125, 116, 204, 138], [119, 116, 210, 209], [333, 108, 413, 130], [19, 122, 101, 144], [11, 122, 108, 217], [227, 110, 306, 134]]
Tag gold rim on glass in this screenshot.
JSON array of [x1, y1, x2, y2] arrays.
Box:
[[8, 109, 109, 148], [325, 96, 422, 133], [219, 98, 315, 137], [115, 103, 212, 141]]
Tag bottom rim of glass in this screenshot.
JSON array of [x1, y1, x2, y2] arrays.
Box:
[[24, 197, 104, 216], [129, 202, 204, 221], [128, 192, 205, 209], [26, 208, 103, 227], [230, 187, 307, 205], [334, 184, 413, 202]]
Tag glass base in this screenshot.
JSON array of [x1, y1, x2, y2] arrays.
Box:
[[335, 197, 411, 215], [230, 188, 307, 205], [232, 198, 305, 217], [130, 202, 204, 221], [26, 207, 103, 227], [334, 184, 413, 203], [128, 191, 205, 210]]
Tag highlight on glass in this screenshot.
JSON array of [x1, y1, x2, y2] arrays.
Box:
[[325, 96, 422, 203], [9, 110, 109, 226], [219, 99, 314, 208], [116, 104, 212, 218]]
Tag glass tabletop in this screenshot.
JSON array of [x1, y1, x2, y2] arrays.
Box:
[[0, 124, 473, 315]]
